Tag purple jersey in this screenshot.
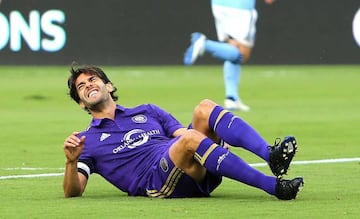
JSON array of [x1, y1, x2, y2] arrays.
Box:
[[77, 104, 183, 196]]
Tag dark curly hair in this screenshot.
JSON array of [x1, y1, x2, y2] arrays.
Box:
[[67, 64, 118, 104]]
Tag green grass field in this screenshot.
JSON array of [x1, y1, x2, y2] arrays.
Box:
[[0, 65, 359, 218]]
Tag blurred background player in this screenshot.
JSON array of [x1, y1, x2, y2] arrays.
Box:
[[184, 0, 276, 112]]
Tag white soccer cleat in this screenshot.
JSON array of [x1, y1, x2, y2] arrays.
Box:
[[183, 32, 206, 65], [224, 99, 251, 112]]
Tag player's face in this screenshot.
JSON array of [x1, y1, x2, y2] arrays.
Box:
[[75, 73, 113, 110]]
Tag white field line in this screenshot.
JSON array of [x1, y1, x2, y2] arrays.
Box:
[[250, 157, 360, 167], [1, 157, 359, 180], [3, 167, 64, 170], [0, 173, 64, 179]]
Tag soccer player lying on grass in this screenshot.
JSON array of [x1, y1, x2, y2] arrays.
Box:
[[63, 65, 304, 200]]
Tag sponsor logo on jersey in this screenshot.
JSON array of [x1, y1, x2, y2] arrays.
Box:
[[112, 129, 160, 154]]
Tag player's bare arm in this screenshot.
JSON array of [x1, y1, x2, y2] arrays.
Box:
[[172, 127, 187, 137], [63, 132, 88, 198]]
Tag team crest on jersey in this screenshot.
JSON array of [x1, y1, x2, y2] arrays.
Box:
[[132, 114, 147, 123], [160, 157, 169, 172]]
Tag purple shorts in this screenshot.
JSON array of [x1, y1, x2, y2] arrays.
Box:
[[146, 149, 222, 198]]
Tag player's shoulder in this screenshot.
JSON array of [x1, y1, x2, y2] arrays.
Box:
[[126, 103, 163, 112], [120, 103, 170, 121]]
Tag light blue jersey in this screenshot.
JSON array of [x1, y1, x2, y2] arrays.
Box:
[[211, 0, 256, 10]]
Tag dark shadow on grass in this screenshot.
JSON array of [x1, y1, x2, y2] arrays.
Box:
[[77, 192, 274, 203], [23, 94, 49, 100]]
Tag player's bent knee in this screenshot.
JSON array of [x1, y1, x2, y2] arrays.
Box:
[[177, 130, 206, 153], [194, 99, 216, 118]]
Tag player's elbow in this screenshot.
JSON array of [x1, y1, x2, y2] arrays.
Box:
[[63, 172, 87, 198], [63, 183, 84, 198], [64, 189, 83, 198]]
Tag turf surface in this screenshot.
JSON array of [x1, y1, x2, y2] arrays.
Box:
[[0, 65, 359, 218]]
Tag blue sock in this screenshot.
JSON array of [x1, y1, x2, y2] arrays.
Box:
[[224, 61, 241, 100], [204, 40, 242, 64], [209, 106, 270, 162], [195, 138, 276, 195]]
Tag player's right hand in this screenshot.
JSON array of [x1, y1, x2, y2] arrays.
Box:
[[63, 131, 86, 163]]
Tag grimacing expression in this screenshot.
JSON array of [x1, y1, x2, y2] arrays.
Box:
[[75, 73, 114, 109]]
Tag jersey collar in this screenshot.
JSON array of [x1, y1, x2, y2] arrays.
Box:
[[89, 104, 125, 127]]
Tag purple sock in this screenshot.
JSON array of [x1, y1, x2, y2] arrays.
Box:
[[195, 138, 276, 195], [209, 106, 270, 162]]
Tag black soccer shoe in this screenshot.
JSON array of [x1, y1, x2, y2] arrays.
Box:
[[268, 136, 297, 177], [275, 177, 304, 200]]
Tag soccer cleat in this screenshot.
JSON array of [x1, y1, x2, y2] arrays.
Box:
[[183, 32, 206, 65], [268, 136, 297, 177], [224, 99, 250, 112], [275, 177, 304, 200]]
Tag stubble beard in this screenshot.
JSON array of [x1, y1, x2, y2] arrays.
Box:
[[85, 93, 113, 113]]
